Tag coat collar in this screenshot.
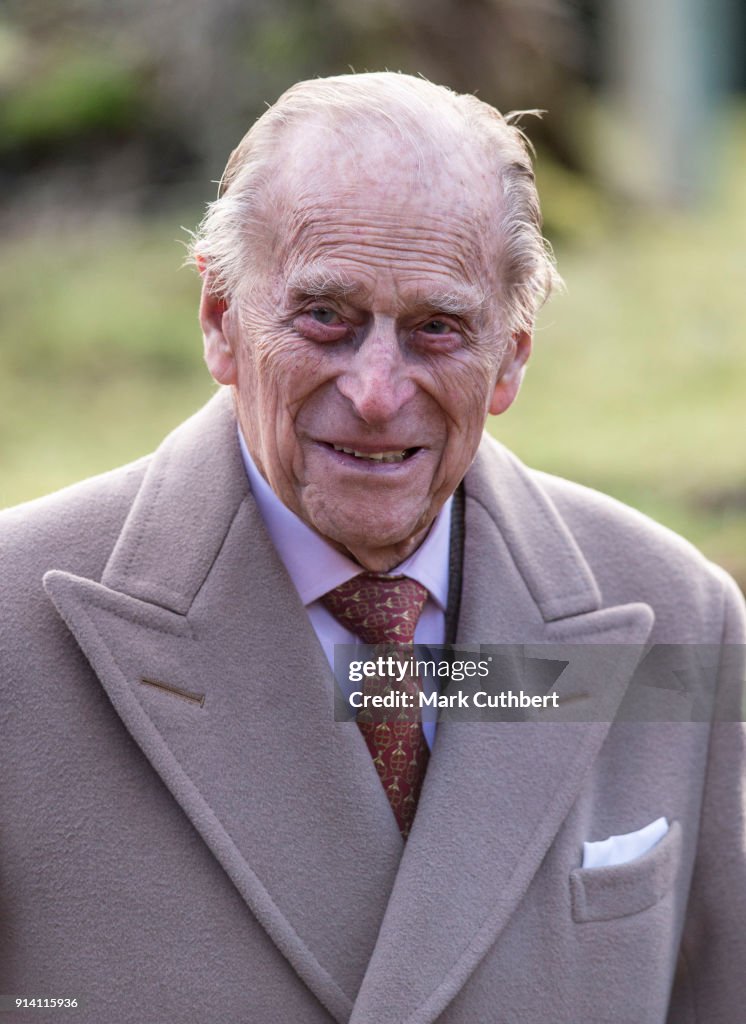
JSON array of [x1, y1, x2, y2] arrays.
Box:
[[44, 391, 654, 1024], [88, 391, 601, 625]]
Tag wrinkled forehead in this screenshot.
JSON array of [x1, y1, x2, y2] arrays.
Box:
[[263, 116, 504, 290]]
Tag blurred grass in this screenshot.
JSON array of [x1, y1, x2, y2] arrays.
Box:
[[1, 107, 744, 588], [0, 222, 214, 505], [0, 52, 142, 151], [496, 106, 746, 587]]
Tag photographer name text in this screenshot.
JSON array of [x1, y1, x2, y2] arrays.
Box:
[[349, 689, 560, 709]]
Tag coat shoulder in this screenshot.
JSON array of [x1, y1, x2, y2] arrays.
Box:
[[0, 457, 149, 598], [531, 467, 743, 639]]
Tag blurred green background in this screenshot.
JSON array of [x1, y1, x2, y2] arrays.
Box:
[[1, 0, 744, 588]]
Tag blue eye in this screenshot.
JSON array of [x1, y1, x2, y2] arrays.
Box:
[[421, 320, 450, 334], [310, 307, 341, 325]]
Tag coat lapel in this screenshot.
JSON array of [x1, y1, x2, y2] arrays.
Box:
[[44, 391, 404, 1024], [349, 436, 655, 1024]]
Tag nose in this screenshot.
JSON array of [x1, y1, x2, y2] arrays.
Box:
[[336, 319, 417, 424]]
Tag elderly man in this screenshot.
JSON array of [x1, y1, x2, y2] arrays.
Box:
[[1, 73, 744, 1024]]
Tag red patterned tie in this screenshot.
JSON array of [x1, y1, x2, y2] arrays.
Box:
[[322, 573, 430, 839]]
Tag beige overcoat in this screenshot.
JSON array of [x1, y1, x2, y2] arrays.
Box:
[[1, 389, 744, 1023]]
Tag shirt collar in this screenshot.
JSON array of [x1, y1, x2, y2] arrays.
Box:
[[238, 428, 451, 610]]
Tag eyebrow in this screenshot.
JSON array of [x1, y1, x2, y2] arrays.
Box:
[[423, 285, 488, 320], [286, 263, 361, 299], [285, 262, 488, 321]]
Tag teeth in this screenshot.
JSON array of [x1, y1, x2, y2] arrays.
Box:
[[332, 444, 408, 463]]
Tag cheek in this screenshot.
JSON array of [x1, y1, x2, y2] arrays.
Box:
[[421, 352, 498, 437], [234, 329, 340, 484], [237, 328, 330, 412]]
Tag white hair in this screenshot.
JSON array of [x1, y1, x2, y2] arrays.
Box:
[[188, 71, 561, 335]]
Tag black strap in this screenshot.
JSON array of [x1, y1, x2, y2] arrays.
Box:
[[444, 484, 465, 646]]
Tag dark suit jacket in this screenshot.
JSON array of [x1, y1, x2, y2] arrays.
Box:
[[2, 389, 744, 1023]]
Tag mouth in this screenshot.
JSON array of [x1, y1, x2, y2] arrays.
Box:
[[319, 441, 422, 466]]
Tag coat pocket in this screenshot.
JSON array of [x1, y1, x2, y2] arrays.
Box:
[[569, 819, 682, 923]]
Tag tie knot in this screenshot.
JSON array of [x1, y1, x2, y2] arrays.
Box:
[[322, 573, 428, 646]]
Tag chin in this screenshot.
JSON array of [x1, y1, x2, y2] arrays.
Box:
[[311, 505, 430, 557]]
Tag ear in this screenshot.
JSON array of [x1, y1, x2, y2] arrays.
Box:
[[199, 275, 237, 386], [489, 330, 532, 416]]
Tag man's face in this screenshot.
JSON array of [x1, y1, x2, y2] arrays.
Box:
[[202, 123, 530, 570]]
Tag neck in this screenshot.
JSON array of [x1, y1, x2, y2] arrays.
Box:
[[334, 529, 430, 573]]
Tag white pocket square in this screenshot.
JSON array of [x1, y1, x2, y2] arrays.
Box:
[[582, 816, 669, 869]]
